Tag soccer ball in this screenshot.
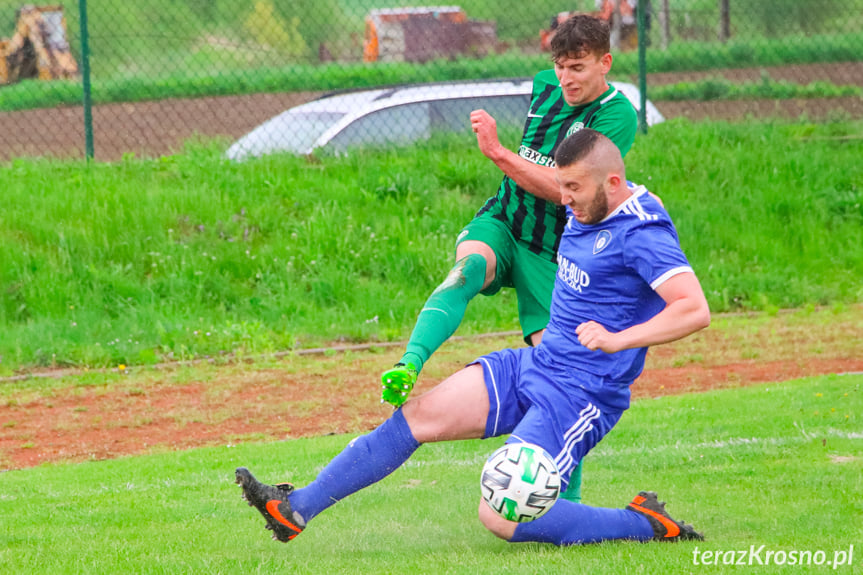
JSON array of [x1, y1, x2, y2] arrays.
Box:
[[480, 442, 561, 522]]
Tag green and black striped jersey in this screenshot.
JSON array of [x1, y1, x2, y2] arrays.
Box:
[[475, 69, 637, 262]]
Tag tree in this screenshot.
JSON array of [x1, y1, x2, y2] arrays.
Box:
[[244, 0, 308, 60]]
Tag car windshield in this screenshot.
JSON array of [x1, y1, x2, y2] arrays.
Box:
[[228, 111, 345, 158], [326, 96, 530, 154]]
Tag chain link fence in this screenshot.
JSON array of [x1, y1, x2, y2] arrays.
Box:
[[0, 0, 860, 161]]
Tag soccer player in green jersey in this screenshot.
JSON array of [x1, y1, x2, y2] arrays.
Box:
[[381, 14, 638, 502]]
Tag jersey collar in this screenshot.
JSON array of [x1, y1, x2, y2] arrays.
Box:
[[602, 182, 649, 222], [562, 83, 617, 112]]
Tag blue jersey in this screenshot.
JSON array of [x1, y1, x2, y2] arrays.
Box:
[[541, 182, 693, 386], [476, 182, 695, 478]]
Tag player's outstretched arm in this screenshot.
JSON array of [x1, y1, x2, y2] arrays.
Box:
[[576, 272, 710, 353], [471, 109, 562, 203]]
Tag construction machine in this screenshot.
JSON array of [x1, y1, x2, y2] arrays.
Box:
[[1, 4, 78, 85]]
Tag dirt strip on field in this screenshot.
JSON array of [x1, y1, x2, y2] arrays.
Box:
[[2, 316, 861, 471]]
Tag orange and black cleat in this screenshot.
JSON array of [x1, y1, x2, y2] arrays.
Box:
[[235, 467, 305, 542], [626, 491, 704, 541]]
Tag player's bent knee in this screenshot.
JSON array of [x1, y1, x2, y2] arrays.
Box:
[[402, 396, 448, 443], [455, 241, 497, 288], [477, 499, 518, 541], [402, 365, 489, 443]]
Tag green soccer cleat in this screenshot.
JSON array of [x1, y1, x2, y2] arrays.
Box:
[[380, 362, 418, 407]]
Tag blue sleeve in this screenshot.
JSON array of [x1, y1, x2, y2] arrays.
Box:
[[624, 220, 693, 290]]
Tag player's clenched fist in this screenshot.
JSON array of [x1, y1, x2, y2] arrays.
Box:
[[470, 109, 505, 161], [575, 320, 620, 353]]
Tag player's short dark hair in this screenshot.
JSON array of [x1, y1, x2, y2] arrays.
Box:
[[554, 128, 608, 168], [550, 13, 610, 61]]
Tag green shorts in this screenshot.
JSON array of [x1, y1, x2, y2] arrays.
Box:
[[456, 213, 557, 343]]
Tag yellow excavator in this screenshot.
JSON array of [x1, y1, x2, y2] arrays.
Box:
[[0, 4, 78, 85]]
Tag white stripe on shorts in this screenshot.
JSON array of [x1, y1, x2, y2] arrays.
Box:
[[478, 357, 501, 437], [554, 403, 601, 476]]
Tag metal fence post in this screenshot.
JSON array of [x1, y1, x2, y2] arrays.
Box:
[[78, 0, 94, 160], [719, 0, 730, 43], [637, 0, 648, 134], [659, 0, 670, 50]]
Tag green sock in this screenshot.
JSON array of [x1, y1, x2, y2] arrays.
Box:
[[558, 462, 582, 503], [400, 253, 487, 373]]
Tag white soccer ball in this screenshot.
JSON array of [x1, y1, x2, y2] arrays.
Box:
[[480, 442, 561, 522]]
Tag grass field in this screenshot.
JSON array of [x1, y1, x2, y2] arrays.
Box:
[[1, 372, 859, 573]]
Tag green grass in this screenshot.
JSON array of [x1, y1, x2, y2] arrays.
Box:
[[651, 75, 863, 102], [2, 120, 862, 371], [0, 373, 859, 573]]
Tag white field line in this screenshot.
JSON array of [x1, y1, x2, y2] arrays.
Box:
[[405, 428, 863, 467], [591, 427, 863, 457], [2, 431, 858, 499]]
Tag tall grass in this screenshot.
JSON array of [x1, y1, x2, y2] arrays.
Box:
[[1, 120, 862, 371], [0, 373, 859, 573], [651, 76, 862, 102]]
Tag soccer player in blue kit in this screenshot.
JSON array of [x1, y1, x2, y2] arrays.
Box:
[[234, 129, 711, 546]]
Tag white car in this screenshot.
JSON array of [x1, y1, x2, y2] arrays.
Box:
[[226, 79, 664, 161]]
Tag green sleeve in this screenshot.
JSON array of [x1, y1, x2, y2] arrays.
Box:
[[590, 97, 638, 157]]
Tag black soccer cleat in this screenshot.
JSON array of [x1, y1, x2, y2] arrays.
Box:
[[626, 491, 704, 541], [235, 467, 305, 542]]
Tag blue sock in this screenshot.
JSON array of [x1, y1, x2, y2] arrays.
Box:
[[510, 499, 654, 545], [289, 409, 419, 523]]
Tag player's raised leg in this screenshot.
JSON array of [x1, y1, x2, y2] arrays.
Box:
[[381, 241, 496, 407]]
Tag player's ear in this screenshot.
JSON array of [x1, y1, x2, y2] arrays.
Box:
[[599, 52, 613, 74]]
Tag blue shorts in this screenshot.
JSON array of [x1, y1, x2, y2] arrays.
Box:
[[475, 346, 629, 490]]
